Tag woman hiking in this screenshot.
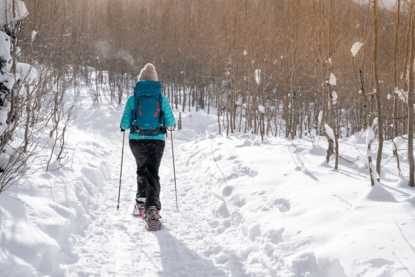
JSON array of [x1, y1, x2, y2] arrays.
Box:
[[120, 63, 176, 230]]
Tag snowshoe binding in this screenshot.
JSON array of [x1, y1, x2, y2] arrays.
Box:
[[144, 206, 162, 231], [133, 203, 145, 217]]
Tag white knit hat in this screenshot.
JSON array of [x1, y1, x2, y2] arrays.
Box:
[[138, 63, 158, 81]]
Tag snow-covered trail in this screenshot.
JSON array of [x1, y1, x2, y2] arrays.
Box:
[[68, 138, 229, 277], [68, 100, 235, 276]]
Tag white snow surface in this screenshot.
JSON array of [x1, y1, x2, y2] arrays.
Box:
[[391, 136, 406, 152], [1, 86, 415, 277]]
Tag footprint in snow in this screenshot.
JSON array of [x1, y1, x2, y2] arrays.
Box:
[[222, 186, 233, 197], [233, 198, 246, 207], [272, 198, 291, 212], [231, 210, 244, 226], [212, 201, 230, 219], [248, 223, 261, 241], [249, 169, 258, 177]]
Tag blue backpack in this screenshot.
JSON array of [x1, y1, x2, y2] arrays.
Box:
[[130, 81, 166, 136]]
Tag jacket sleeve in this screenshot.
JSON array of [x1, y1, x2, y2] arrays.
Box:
[[162, 94, 176, 128], [120, 96, 135, 130]]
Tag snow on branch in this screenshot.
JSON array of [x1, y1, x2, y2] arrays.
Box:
[[394, 87, 407, 103], [0, 0, 34, 174], [318, 111, 323, 125], [255, 69, 261, 85], [365, 126, 375, 148], [351, 42, 364, 57], [0, 31, 11, 73], [325, 124, 335, 142], [329, 73, 337, 86], [16, 63, 38, 85], [331, 91, 338, 105], [31, 30, 37, 43], [372, 117, 378, 128], [362, 127, 379, 185], [0, 0, 28, 27]]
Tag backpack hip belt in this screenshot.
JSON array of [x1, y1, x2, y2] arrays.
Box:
[[130, 125, 167, 136]]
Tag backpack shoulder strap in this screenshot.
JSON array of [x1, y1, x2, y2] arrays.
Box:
[[158, 92, 165, 125], [133, 91, 141, 120]]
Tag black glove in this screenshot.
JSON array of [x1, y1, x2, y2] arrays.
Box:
[[120, 126, 126, 132]]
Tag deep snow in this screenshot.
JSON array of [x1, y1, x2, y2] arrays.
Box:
[[1, 86, 415, 277]]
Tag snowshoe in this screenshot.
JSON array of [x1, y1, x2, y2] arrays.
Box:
[[144, 206, 162, 231], [133, 203, 145, 217]]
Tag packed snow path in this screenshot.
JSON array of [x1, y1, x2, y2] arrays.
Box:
[[68, 102, 243, 277], [68, 126, 233, 277]]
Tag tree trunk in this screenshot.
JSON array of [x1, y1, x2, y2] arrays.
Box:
[[393, 0, 401, 139], [373, 0, 384, 180], [407, 1, 415, 187]]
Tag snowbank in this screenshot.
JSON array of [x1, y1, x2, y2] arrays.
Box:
[[0, 89, 111, 276], [0, 0, 28, 27]]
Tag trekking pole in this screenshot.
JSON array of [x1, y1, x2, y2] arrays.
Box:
[[169, 126, 179, 210], [117, 131, 126, 210]]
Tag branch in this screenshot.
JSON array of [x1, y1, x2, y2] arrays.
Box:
[[393, 217, 415, 256], [392, 252, 414, 277], [333, 194, 352, 209], [210, 140, 227, 185]]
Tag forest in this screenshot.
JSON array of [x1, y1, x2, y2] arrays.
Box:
[[1, 0, 415, 190], [2, 2, 415, 276]]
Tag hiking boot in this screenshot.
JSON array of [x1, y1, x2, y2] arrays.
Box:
[[133, 198, 146, 217], [144, 206, 162, 231], [133, 203, 145, 217]]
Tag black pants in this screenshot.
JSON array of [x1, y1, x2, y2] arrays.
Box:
[[129, 139, 165, 210]]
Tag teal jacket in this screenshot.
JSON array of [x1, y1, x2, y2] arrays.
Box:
[[121, 81, 176, 141]]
